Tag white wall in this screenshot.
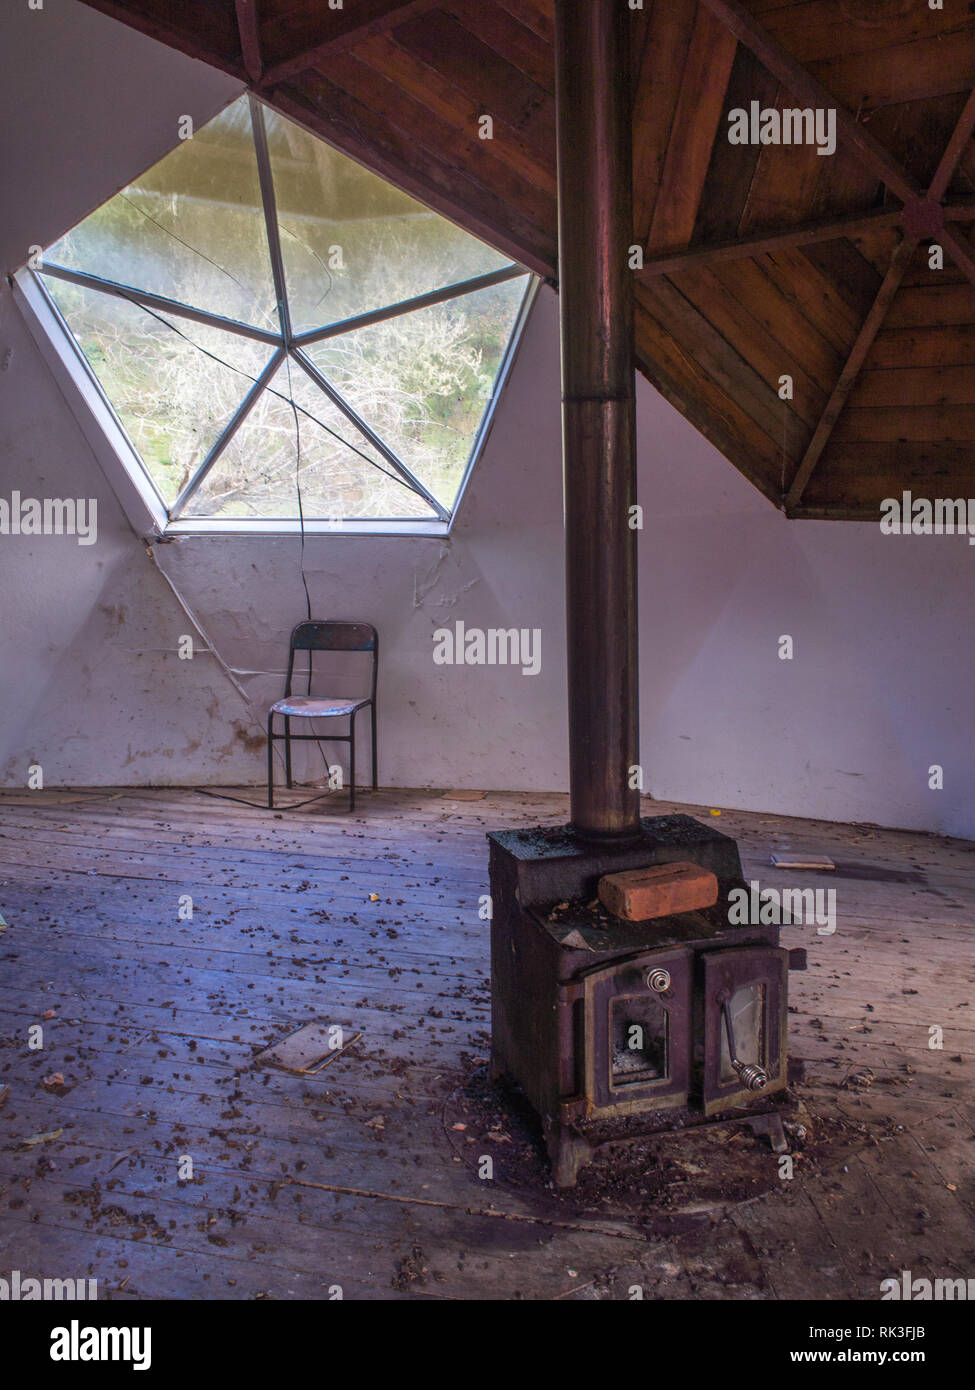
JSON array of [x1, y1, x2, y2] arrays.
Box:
[[1, 2, 972, 840]]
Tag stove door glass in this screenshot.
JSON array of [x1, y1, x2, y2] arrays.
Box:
[[718, 982, 766, 1083], [611, 994, 668, 1086]]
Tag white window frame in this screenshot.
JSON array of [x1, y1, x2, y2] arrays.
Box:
[[12, 94, 538, 540]]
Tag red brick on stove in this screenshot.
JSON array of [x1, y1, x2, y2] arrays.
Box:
[[598, 860, 719, 922]]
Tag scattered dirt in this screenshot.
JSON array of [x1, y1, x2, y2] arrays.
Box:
[[442, 1064, 877, 1228], [391, 1242, 429, 1290]]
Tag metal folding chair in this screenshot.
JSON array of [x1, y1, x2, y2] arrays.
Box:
[[267, 621, 378, 812]]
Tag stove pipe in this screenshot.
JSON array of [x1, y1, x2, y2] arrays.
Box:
[[555, 0, 641, 844]]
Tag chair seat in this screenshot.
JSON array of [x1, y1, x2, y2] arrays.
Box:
[[270, 695, 370, 718]]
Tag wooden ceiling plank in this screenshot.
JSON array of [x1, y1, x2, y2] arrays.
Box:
[[639, 275, 809, 456], [234, 0, 263, 82], [808, 442, 975, 494], [864, 91, 973, 194], [389, 9, 555, 162], [799, 239, 883, 321], [354, 32, 557, 195], [810, 30, 975, 113], [831, 405, 975, 444], [646, 6, 738, 253], [699, 0, 922, 203], [641, 206, 904, 277], [940, 226, 975, 295], [693, 47, 781, 244], [634, 300, 787, 508], [261, 0, 441, 87], [316, 47, 555, 208], [784, 235, 919, 510], [847, 224, 903, 278], [631, 0, 699, 245], [761, 246, 862, 356], [849, 364, 975, 410], [442, 0, 554, 95], [672, 265, 828, 428], [708, 255, 842, 392], [758, 0, 975, 68], [868, 324, 975, 370], [494, 0, 554, 46], [886, 283, 975, 330], [737, 91, 834, 237], [272, 74, 556, 275]]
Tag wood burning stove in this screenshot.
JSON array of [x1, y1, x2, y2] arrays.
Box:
[[488, 814, 805, 1185], [485, 3, 804, 1187]]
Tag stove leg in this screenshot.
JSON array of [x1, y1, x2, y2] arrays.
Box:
[[745, 1111, 788, 1154], [543, 1118, 591, 1188]]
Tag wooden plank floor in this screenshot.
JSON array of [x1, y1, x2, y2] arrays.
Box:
[[0, 786, 972, 1300]]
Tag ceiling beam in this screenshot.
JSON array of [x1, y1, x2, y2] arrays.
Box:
[[639, 207, 904, 278], [784, 236, 919, 512], [929, 86, 975, 202], [785, 86, 975, 510], [234, 0, 263, 83], [940, 226, 975, 292], [260, 0, 441, 89], [699, 0, 922, 204]]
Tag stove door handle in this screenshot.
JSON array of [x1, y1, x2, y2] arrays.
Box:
[[720, 999, 769, 1091]]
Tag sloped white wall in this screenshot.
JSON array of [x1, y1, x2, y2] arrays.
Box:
[[1, 2, 972, 839]]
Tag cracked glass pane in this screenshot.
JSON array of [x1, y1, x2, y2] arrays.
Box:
[[182, 359, 436, 521], [264, 106, 511, 335], [305, 276, 528, 506], [44, 276, 274, 506], [45, 99, 278, 332]]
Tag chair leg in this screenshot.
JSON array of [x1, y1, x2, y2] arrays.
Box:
[[284, 716, 293, 789], [371, 703, 378, 791], [266, 712, 275, 810], [349, 711, 356, 814]]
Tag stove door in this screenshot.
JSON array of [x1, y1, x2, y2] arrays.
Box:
[[701, 946, 789, 1115], [583, 948, 692, 1116]]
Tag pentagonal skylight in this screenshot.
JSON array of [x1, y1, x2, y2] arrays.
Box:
[[36, 94, 531, 526]]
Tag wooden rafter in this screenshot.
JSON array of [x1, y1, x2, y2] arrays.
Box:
[[699, 0, 923, 203], [234, 0, 263, 83], [783, 235, 919, 512], [260, 0, 441, 88], [639, 207, 905, 279], [785, 83, 975, 509], [638, 200, 975, 279], [928, 86, 975, 203]]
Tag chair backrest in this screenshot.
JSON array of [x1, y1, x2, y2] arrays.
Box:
[[285, 621, 378, 701]]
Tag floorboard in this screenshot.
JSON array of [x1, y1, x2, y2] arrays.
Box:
[[0, 787, 971, 1300]]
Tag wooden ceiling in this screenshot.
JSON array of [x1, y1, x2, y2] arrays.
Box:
[[79, 0, 975, 518]]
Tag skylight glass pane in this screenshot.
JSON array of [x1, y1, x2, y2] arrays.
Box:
[[182, 359, 436, 521], [263, 107, 511, 334], [43, 277, 275, 506], [305, 276, 529, 507], [45, 97, 278, 332]]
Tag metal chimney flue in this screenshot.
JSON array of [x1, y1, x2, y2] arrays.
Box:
[[555, 0, 641, 843]]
